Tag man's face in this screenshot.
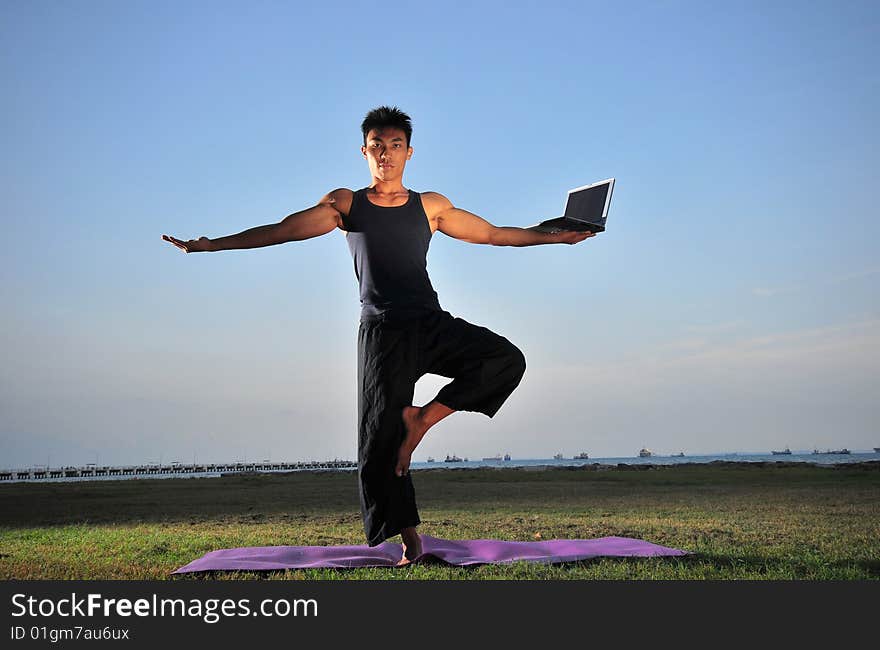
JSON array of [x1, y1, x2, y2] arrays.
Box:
[[361, 127, 413, 183]]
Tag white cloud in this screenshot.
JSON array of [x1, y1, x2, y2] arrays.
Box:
[[544, 318, 880, 384], [494, 318, 880, 456], [682, 321, 746, 334], [752, 267, 880, 298], [752, 286, 792, 297]]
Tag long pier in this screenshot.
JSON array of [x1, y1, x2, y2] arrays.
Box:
[[0, 460, 357, 482]]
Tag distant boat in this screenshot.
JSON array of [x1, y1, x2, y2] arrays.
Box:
[[573, 452, 590, 459], [426, 457, 434, 463], [639, 448, 652, 458], [672, 452, 685, 457], [812, 449, 850, 455], [504, 453, 511, 461], [553, 453, 564, 460], [482, 454, 502, 461], [444, 454, 462, 462], [874, 448, 880, 453], [771, 448, 792, 455]]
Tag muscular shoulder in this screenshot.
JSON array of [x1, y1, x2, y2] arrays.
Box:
[[318, 188, 355, 226], [419, 191, 454, 220], [321, 188, 354, 212]]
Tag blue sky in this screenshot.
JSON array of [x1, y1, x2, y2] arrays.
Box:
[[2, 0, 878, 468]]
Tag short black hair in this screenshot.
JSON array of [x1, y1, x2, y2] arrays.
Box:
[[361, 106, 413, 147]]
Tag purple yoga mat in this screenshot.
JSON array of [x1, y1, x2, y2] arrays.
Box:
[[172, 535, 689, 574]]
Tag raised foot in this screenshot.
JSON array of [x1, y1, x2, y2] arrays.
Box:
[[395, 406, 424, 477]]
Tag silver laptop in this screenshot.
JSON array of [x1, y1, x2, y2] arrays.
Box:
[[527, 178, 615, 233]]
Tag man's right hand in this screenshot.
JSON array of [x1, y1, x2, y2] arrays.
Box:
[[162, 234, 213, 253]]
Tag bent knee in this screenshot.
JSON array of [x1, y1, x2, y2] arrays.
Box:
[[505, 344, 526, 381]]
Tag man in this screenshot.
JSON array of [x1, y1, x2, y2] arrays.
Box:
[[163, 106, 594, 564]]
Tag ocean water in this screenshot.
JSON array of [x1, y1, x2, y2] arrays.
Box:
[[409, 451, 880, 470]]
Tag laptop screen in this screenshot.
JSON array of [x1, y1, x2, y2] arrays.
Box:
[[563, 181, 612, 224]]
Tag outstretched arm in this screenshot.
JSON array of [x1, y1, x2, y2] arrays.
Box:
[[162, 189, 349, 253], [431, 194, 595, 247]]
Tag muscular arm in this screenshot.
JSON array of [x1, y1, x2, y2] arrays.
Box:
[[162, 189, 350, 253], [430, 193, 594, 247]]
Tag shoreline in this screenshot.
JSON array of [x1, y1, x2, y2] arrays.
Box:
[[414, 459, 880, 473], [2, 458, 878, 487]]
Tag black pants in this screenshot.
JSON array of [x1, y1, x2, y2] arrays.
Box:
[[357, 309, 526, 546]]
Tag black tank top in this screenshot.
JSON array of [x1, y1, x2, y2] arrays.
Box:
[[343, 188, 442, 320]]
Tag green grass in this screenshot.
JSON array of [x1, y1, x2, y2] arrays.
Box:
[[1, 463, 878, 579]]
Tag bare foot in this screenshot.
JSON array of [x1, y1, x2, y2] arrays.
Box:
[[395, 401, 456, 477], [395, 406, 424, 477], [400, 528, 422, 565]]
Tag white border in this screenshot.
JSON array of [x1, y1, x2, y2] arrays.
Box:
[[564, 177, 615, 222]]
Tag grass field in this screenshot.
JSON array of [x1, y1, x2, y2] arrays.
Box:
[[1, 462, 878, 580]]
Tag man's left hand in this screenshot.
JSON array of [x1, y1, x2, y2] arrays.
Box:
[[554, 230, 596, 244]]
